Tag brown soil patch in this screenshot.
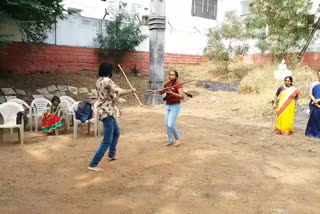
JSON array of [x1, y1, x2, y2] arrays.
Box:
[[0, 73, 320, 214]]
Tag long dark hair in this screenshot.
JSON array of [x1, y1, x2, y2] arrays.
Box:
[[163, 70, 179, 101], [51, 96, 60, 104], [171, 70, 179, 84], [284, 76, 293, 86], [98, 63, 113, 78]]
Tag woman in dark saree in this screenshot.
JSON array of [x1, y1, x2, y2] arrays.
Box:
[[305, 70, 320, 138]]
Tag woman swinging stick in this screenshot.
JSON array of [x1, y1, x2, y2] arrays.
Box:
[[158, 70, 185, 147]]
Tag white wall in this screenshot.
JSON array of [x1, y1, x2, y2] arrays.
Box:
[[52, 16, 107, 47], [0, 0, 251, 56], [0, 15, 107, 48], [56, 0, 244, 54]]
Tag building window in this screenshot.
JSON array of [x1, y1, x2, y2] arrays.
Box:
[[240, 0, 253, 16], [141, 15, 149, 26], [191, 0, 217, 20]]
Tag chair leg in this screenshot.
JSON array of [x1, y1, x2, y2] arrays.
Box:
[[97, 121, 100, 137], [87, 122, 91, 135], [0, 129, 3, 143], [100, 122, 103, 137], [66, 116, 70, 130], [34, 116, 38, 132], [61, 116, 68, 131], [94, 122, 97, 137], [18, 127, 24, 145], [74, 121, 77, 139], [20, 127, 24, 145], [18, 128, 21, 142], [10, 128, 13, 134], [29, 116, 33, 132], [64, 118, 68, 131], [21, 121, 24, 145], [70, 115, 74, 126]]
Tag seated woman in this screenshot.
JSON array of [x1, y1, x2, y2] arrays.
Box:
[[305, 70, 320, 138], [41, 96, 63, 135], [273, 76, 300, 136]]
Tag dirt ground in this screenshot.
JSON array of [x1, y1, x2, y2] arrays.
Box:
[[1, 81, 320, 214]]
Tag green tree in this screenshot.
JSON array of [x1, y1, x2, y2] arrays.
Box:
[[204, 11, 249, 71], [95, 10, 147, 56], [245, 0, 314, 59], [0, 0, 65, 43]]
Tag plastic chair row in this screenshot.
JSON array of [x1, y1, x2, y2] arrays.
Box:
[[8, 96, 76, 131], [1, 96, 101, 144]]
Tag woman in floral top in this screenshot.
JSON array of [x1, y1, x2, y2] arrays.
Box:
[[88, 63, 136, 172]]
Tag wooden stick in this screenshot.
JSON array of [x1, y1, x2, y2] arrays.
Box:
[[145, 80, 196, 93], [118, 64, 144, 107]]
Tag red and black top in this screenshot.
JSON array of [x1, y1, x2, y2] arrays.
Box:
[[164, 81, 182, 105]]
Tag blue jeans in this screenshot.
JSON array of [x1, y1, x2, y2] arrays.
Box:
[[165, 104, 181, 143], [89, 116, 120, 167]]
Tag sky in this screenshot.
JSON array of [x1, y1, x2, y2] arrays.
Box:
[[62, 0, 150, 19], [62, 0, 320, 20], [62, 0, 242, 19]]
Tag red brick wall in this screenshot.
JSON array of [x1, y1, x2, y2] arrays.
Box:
[[241, 53, 320, 69], [0, 42, 206, 75], [240, 54, 274, 65], [301, 52, 320, 69]]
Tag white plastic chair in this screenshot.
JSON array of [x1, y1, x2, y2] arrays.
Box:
[[60, 96, 76, 106], [60, 96, 76, 128], [93, 102, 103, 137], [0, 102, 25, 145], [69, 101, 98, 139], [30, 98, 52, 131], [59, 99, 70, 130], [8, 98, 32, 131]]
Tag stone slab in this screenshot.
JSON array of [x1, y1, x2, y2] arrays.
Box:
[[32, 94, 45, 99], [79, 87, 89, 94], [44, 94, 54, 100], [1, 88, 16, 95], [60, 91, 66, 96], [5, 96, 17, 101], [54, 91, 62, 97], [47, 85, 58, 92], [68, 86, 78, 93], [91, 89, 97, 95], [0, 96, 6, 103], [88, 93, 97, 99], [37, 88, 49, 94], [57, 85, 68, 92], [15, 89, 27, 96]]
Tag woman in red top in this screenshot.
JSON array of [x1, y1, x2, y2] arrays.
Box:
[[159, 70, 184, 146]]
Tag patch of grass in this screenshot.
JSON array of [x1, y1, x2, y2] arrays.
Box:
[[166, 62, 252, 82], [236, 63, 316, 118], [178, 61, 316, 119]]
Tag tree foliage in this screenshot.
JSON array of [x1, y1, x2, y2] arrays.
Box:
[[245, 0, 314, 59], [204, 11, 249, 71], [0, 0, 65, 43], [95, 11, 147, 55]]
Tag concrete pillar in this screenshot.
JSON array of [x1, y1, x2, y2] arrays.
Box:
[[144, 0, 166, 105]]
